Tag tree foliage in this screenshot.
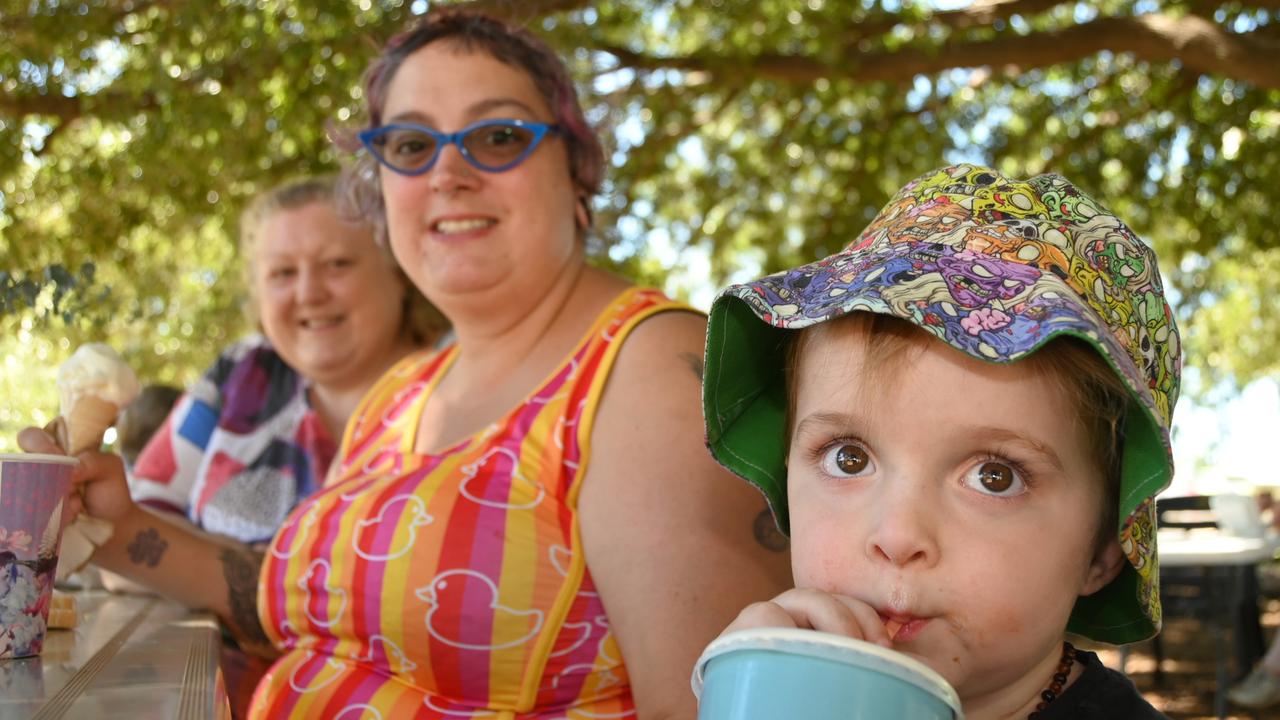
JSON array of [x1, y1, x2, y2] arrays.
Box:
[[2, 0, 1278, 445]]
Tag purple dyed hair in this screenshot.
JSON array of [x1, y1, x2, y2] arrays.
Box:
[[334, 9, 605, 244]]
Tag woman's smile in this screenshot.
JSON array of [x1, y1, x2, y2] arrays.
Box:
[[430, 213, 498, 240]]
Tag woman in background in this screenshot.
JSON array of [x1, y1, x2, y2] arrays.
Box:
[[127, 177, 442, 542], [21, 175, 442, 716]]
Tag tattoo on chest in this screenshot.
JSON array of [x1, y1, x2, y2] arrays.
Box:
[[219, 548, 271, 647], [126, 528, 169, 567], [680, 351, 705, 382], [753, 508, 789, 552]]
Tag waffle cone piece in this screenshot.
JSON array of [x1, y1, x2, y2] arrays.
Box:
[[47, 591, 78, 630], [64, 395, 121, 455]]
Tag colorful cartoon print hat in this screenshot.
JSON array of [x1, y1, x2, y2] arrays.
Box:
[[703, 164, 1181, 644]]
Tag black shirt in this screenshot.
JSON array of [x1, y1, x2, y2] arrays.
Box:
[[1037, 649, 1168, 719]]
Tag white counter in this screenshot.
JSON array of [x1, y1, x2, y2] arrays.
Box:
[[1159, 528, 1280, 567], [0, 591, 229, 719]]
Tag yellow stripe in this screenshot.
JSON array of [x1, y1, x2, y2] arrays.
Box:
[[337, 347, 439, 461], [399, 347, 458, 456], [568, 297, 696, 510], [517, 290, 694, 710]]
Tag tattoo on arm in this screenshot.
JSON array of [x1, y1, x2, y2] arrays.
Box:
[[126, 528, 169, 567], [219, 547, 271, 648], [753, 508, 790, 553], [680, 351, 705, 382]]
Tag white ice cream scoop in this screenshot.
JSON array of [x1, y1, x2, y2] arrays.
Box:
[[55, 343, 140, 454]]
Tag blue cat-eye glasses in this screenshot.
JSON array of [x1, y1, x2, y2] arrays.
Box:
[[358, 118, 561, 176]]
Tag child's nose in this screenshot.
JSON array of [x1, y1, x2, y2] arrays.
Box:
[[865, 485, 939, 568]]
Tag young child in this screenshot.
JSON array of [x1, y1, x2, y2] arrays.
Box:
[[701, 164, 1177, 719]]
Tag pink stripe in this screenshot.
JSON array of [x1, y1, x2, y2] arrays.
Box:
[[255, 288, 674, 713]]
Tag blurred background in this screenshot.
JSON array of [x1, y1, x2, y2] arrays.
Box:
[[2, 0, 1277, 488]]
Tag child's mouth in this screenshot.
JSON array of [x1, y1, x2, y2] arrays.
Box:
[[880, 613, 930, 643]]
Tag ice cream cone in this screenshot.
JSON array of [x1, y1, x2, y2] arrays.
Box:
[[48, 343, 139, 581], [62, 395, 120, 455]]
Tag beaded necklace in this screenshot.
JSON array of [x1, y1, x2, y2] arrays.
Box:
[[1028, 641, 1077, 719]]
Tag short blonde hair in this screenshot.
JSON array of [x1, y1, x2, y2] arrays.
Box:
[[239, 176, 447, 346]]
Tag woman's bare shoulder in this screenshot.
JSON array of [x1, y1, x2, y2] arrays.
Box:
[[612, 307, 709, 388]]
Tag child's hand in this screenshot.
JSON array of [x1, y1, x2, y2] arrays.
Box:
[[721, 588, 893, 648]]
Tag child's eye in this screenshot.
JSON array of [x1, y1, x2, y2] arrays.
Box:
[[820, 442, 874, 478], [963, 460, 1028, 497]]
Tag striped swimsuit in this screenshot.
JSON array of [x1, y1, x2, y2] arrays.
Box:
[[251, 288, 687, 718]]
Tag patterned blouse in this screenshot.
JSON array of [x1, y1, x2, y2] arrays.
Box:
[[251, 288, 687, 718], [129, 336, 336, 543]]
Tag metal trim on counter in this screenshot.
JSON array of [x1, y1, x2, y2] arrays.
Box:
[[0, 592, 230, 720], [177, 616, 220, 720], [30, 599, 157, 720]]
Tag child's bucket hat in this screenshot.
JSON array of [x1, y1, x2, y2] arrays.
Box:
[[703, 164, 1181, 643]]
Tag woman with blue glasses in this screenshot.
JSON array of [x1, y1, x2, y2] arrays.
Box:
[[359, 118, 562, 175], [248, 10, 790, 720]]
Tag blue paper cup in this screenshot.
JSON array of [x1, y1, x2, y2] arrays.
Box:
[[0, 453, 77, 660], [693, 628, 963, 719]]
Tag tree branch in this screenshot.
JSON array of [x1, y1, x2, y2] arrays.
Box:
[[0, 93, 83, 124], [1207, 0, 1280, 9], [0, 89, 163, 125], [841, 0, 1078, 50], [3, 0, 178, 49], [1, 0, 584, 156], [601, 12, 1280, 90], [931, 0, 1074, 30], [461, 0, 594, 23]]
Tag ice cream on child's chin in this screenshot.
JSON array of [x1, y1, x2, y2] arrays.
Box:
[[55, 343, 140, 454]]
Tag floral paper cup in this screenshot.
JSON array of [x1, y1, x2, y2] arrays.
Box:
[[693, 628, 963, 719], [0, 453, 76, 659]]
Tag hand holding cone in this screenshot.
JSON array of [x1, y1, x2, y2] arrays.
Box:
[[50, 343, 141, 580]]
